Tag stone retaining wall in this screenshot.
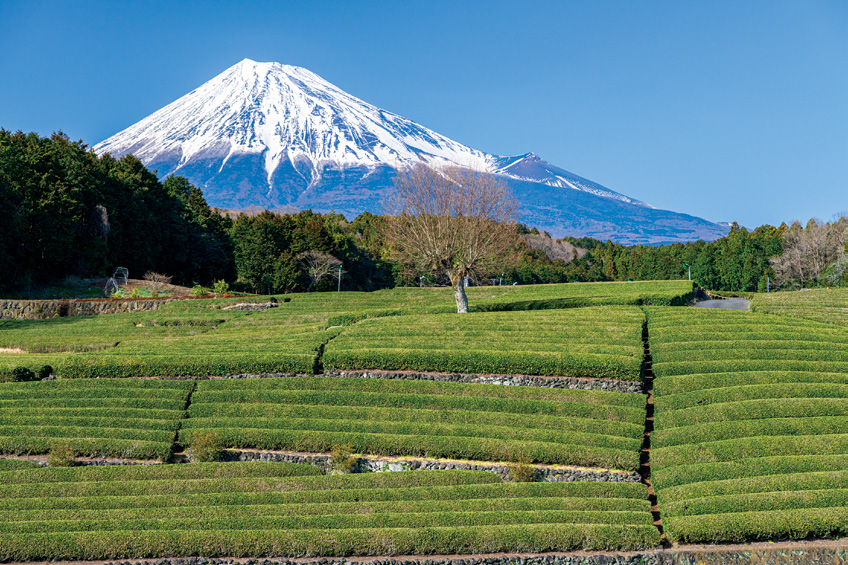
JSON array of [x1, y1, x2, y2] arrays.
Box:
[[101, 545, 848, 565], [322, 370, 643, 393], [230, 450, 640, 483], [0, 299, 170, 320]]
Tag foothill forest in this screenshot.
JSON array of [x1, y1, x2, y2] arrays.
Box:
[[0, 129, 847, 562]]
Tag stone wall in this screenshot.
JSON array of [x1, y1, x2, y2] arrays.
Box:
[[323, 370, 643, 393], [230, 450, 641, 483], [0, 299, 170, 320], [100, 545, 848, 565]]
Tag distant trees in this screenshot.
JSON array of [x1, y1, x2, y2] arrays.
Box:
[[384, 164, 519, 313], [0, 130, 233, 292], [770, 217, 848, 288]]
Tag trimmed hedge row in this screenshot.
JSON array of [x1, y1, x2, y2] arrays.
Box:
[[652, 434, 848, 468], [181, 405, 644, 439], [663, 507, 848, 543], [194, 375, 646, 406], [657, 471, 848, 502], [0, 508, 655, 534], [653, 398, 848, 428], [653, 371, 848, 396], [181, 427, 639, 470], [59, 353, 319, 378], [0, 523, 662, 561], [660, 488, 848, 517], [182, 417, 642, 451], [653, 417, 848, 448], [651, 455, 848, 490], [0, 495, 651, 524], [654, 383, 848, 412], [0, 460, 322, 484], [4, 479, 650, 513]]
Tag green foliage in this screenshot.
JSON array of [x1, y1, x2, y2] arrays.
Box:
[[46, 442, 75, 467], [188, 430, 225, 462], [330, 443, 358, 473], [11, 367, 35, 382], [212, 279, 229, 295], [509, 455, 537, 482], [190, 284, 208, 297]]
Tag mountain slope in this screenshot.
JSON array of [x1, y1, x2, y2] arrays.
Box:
[[94, 59, 728, 244]]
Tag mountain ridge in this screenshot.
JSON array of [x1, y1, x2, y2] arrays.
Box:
[[94, 58, 729, 245]]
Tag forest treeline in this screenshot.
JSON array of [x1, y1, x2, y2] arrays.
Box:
[[2, 131, 845, 294]]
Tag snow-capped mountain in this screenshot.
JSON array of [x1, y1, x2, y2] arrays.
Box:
[[94, 59, 728, 244]]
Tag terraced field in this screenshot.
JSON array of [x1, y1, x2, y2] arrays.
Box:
[[1, 281, 693, 379], [183, 377, 647, 470], [0, 380, 193, 461], [647, 306, 848, 543], [0, 462, 658, 561], [324, 306, 645, 379]]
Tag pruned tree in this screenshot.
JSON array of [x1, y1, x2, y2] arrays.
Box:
[[143, 271, 172, 296], [384, 163, 519, 313], [297, 250, 342, 291]]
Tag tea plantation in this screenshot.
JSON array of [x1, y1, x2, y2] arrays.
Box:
[[648, 306, 848, 543], [0, 280, 845, 560]]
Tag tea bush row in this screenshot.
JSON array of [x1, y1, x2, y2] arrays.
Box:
[[180, 427, 639, 470], [0, 523, 662, 561]]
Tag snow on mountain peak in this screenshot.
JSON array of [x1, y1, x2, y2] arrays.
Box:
[[94, 59, 492, 186]]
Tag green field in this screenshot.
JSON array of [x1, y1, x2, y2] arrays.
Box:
[[183, 377, 646, 470], [647, 306, 848, 543], [0, 462, 658, 560]]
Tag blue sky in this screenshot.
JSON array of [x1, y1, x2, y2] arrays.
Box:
[[1, 0, 845, 229]]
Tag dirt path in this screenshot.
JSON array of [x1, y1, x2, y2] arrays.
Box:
[[692, 298, 750, 310]]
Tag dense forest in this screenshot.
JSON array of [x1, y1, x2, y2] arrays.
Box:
[[2, 131, 845, 295]]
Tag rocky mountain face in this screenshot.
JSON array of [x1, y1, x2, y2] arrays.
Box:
[[94, 59, 728, 244]]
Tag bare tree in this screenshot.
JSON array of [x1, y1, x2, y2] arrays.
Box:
[[143, 271, 172, 297], [770, 217, 848, 287], [297, 251, 342, 291], [384, 163, 519, 313]]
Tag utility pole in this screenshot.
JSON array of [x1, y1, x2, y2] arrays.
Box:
[[683, 263, 691, 281], [337, 264, 342, 292]]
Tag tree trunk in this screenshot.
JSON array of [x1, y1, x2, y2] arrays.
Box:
[[450, 272, 469, 313]]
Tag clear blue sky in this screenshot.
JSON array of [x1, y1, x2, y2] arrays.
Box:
[[1, 0, 845, 229]]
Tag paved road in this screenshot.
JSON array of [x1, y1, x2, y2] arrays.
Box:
[[692, 298, 750, 310]]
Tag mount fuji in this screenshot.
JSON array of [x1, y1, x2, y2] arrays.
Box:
[[94, 59, 728, 245]]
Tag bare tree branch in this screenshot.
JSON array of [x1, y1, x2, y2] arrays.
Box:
[[383, 163, 520, 313], [297, 251, 342, 292]]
